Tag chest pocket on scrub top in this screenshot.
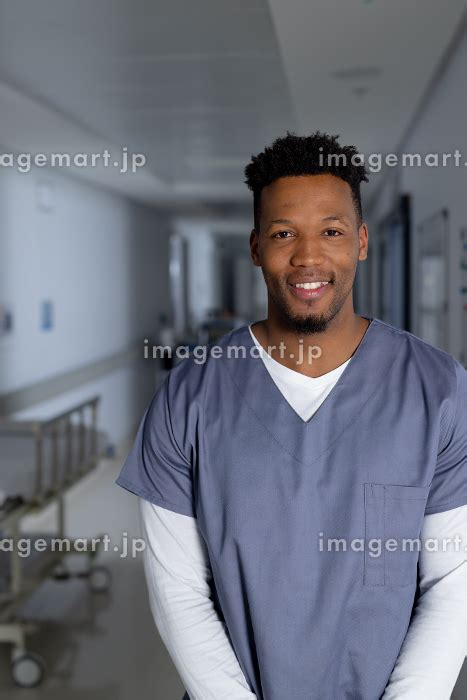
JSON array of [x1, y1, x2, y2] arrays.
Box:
[[363, 483, 431, 587]]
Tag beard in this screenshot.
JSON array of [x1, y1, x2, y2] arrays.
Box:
[[264, 275, 351, 335], [278, 308, 330, 334]]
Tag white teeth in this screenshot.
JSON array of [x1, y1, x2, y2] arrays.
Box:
[[294, 281, 329, 289]]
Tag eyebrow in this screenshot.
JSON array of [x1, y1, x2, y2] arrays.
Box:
[[321, 214, 351, 224], [267, 214, 351, 227], [267, 218, 294, 226]]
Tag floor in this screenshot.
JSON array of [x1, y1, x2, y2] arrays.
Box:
[[0, 447, 466, 699], [0, 447, 185, 699]]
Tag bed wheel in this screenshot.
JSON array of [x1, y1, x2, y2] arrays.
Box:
[[11, 651, 46, 688], [52, 564, 70, 580], [88, 565, 112, 593]]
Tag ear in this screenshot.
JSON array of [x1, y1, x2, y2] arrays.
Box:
[[357, 223, 369, 261], [249, 228, 261, 267]]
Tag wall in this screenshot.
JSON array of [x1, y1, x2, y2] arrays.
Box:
[[176, 222, 216, 329], [367, 27, 467, 360], [0, 168, 171, 443]]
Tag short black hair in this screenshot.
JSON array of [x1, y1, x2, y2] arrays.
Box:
[[244, 130, 369, 232]]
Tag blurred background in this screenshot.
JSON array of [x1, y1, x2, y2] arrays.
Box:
[[0, 0, 466, 697]]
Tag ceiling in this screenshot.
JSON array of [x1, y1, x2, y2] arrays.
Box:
[[0, 0, 465, 215], [268, 0, 467, 206]]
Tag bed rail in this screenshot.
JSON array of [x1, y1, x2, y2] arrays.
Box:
[[0, 395, 101, 506]]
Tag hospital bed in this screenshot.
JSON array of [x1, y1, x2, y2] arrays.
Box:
[[0, 395, 111, 688]]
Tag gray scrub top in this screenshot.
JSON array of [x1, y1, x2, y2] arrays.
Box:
[[115, 317, 467, 700]]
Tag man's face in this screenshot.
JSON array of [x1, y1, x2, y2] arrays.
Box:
[[249, 174, 368, 334]]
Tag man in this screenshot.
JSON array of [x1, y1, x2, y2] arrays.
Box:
[[116, 132, 467, 699]]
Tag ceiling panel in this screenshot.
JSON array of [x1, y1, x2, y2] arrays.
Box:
[[0, 0, 295, 192]]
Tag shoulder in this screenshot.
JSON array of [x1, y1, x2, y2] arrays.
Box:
[[372, 317, 460, 386], [372, 319, 465, 446], [163, 324, 251, 404]]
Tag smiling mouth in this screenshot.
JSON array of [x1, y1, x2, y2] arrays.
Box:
[[292, 281, 329, 290], [288, 280, 331, 300]]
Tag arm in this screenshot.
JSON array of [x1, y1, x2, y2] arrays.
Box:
[[139, 497, 257, 700], [381, 504, 467, 699]]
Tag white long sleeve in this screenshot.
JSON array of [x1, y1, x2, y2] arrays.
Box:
[[139, 497, 257, 700], [381, 504, 467, 699]]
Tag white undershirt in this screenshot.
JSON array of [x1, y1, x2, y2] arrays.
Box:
[[247, 325, 351, 421], [138, 326, 467, 700]]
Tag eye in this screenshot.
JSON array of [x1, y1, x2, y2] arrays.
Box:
[[323, 229, 343, 237], [272, 230, 294, 239]]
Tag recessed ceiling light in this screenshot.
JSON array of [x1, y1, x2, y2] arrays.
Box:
[[353, 86, 371, 98], [331, 66, 382, 80]]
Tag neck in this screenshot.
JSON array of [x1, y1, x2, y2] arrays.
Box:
[[250, 308, 371, 379]]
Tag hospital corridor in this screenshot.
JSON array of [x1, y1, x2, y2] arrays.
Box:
[[1, 1, 467, 698]]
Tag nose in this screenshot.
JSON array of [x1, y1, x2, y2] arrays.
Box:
[[289, 235, 325, 267]]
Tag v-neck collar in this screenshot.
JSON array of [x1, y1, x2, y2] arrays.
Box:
[[223, 317, 399, 465], [248, 324, 352, 389]]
